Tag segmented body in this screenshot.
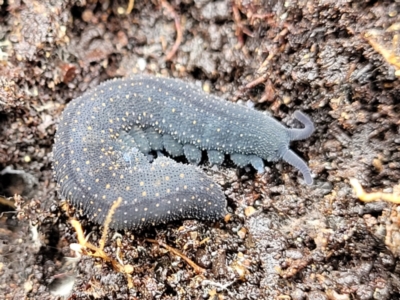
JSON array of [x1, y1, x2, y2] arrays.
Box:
[[53, 75, 314, 230]]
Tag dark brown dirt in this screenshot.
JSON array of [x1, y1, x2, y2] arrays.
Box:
[[1, 0, 400, 299]]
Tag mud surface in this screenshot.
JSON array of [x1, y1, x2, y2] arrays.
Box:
[[1, 0, 400, 299]]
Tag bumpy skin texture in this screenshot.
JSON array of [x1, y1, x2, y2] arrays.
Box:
[[53, 75, 314, 230]]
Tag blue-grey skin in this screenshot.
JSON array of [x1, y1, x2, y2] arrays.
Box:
[[53, 75, 314, 230]]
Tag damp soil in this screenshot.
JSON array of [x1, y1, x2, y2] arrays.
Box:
[[1, 0, 400, 299]]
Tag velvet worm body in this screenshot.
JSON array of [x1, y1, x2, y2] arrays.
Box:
[[53, 75, 314, 230]]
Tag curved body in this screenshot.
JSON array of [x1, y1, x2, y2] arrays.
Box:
[[53, 75, 314, 230]]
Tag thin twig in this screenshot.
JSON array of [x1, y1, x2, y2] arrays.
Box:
[[146, 238, 206, 274], [350, 178, 400, 203], [161, 0, 183, 61]]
